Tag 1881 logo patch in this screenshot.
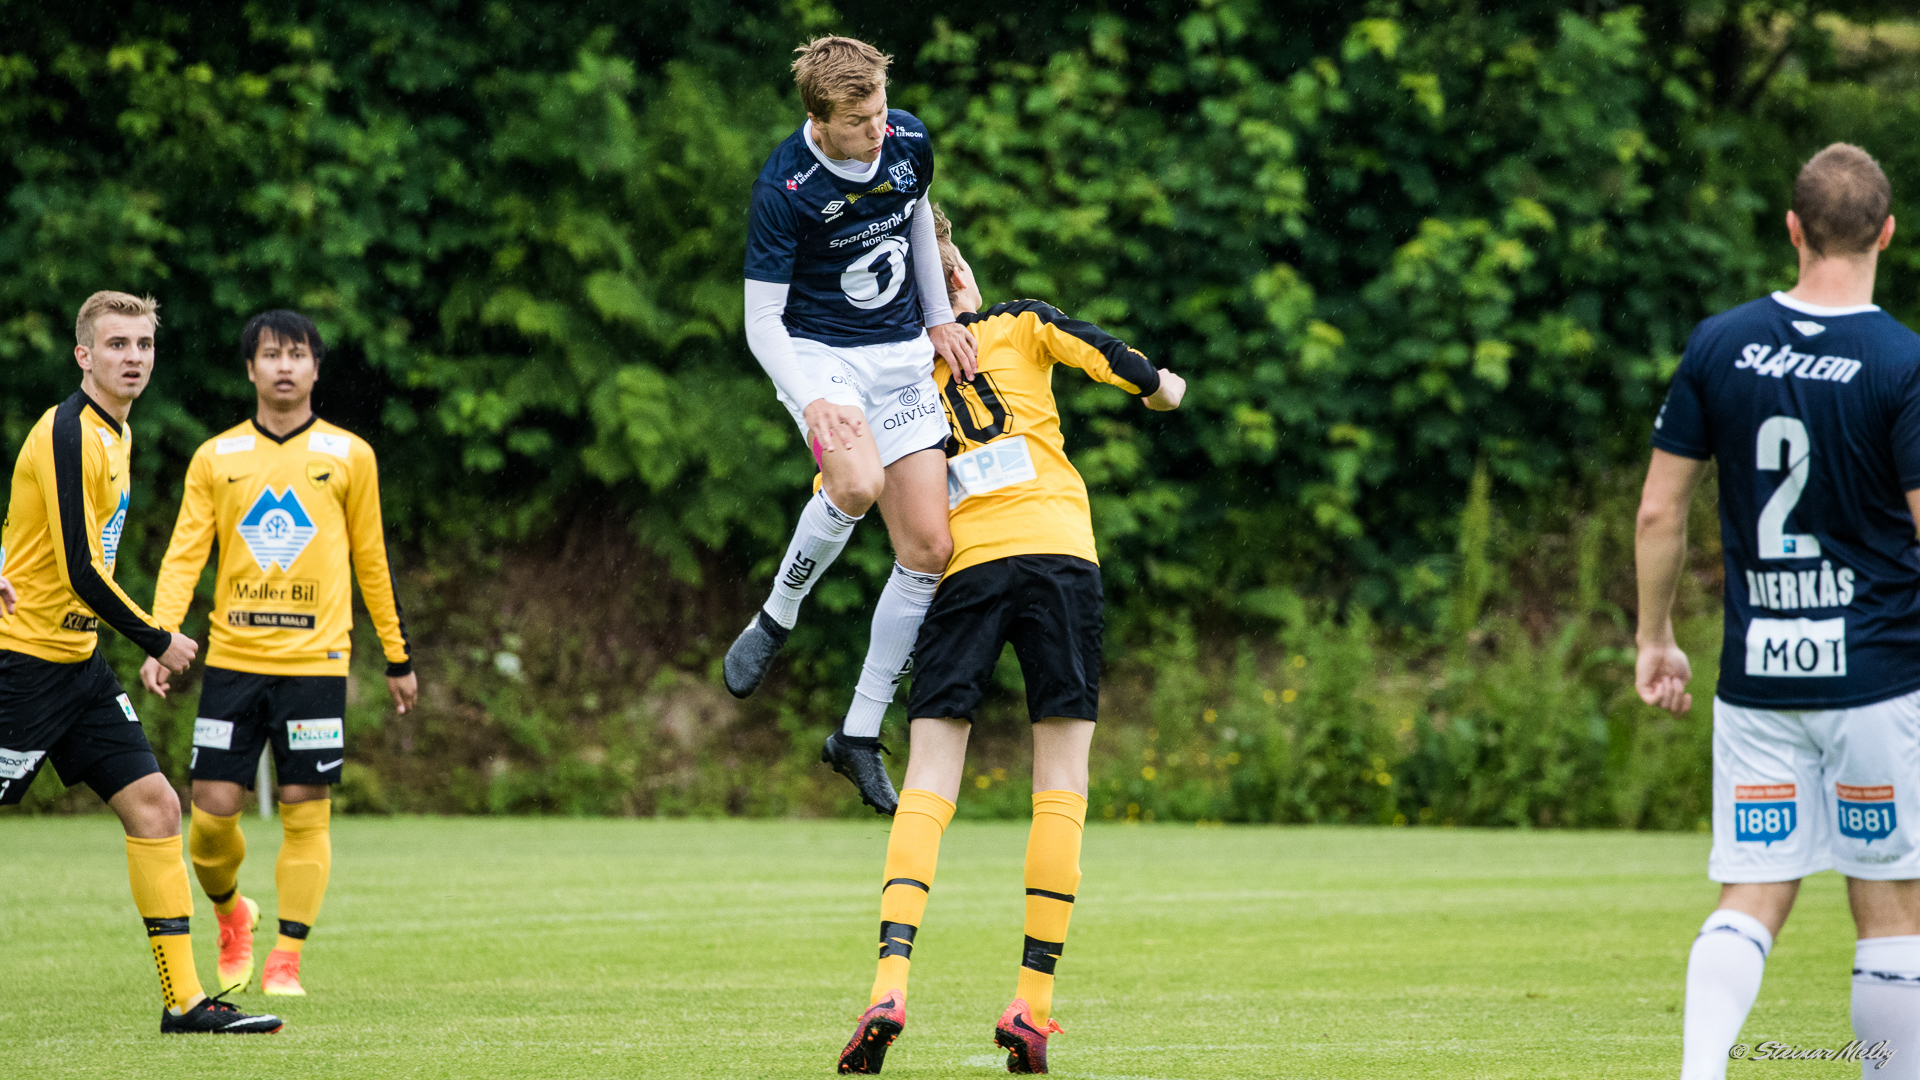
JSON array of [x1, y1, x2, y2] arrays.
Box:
[[1838, 784, 1898, 842], [1734, 784, 1797, 845]]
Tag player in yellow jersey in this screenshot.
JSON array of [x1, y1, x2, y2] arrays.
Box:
[[837, 209, 1186, 1074], [141, 309, 417, 998], [0, 292, 283, 1034]]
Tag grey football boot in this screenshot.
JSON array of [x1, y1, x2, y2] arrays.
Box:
[[724, 610, 792, 698]]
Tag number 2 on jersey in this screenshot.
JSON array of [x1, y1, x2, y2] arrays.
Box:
[[1756, 415, 1821, 559]]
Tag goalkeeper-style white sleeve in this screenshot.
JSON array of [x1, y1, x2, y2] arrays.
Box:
[[744, 279, 830, 409], [909, 195, 956, 329]]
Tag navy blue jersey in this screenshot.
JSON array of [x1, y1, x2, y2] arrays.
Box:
[[1654, 293, 1920, 709], [744, 110, 936, 348]]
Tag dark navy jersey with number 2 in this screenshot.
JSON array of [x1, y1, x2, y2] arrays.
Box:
[[1654, 293, 1920, 709], [744, 110, 935, 348]]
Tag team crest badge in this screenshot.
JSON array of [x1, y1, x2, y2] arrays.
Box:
[[888, 160, 917, 191], [307, 461, 334, 489], [236, 486, 318, 571]]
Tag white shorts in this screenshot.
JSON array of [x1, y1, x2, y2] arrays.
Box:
[[777, 334, 947, 468], [1709, 688, 1920, 883]]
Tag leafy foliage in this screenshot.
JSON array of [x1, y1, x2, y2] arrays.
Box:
[[3, 0, 1917, 820]]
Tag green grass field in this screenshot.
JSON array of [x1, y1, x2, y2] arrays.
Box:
[[0, 816, 1871, 1078]]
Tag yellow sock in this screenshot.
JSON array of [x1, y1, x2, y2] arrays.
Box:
[[126, 836, 204, 1014], [1017, 790, 1086, 1026], [273, 799, 331, 954], [188, 808, 246, 914], [870, 788, 956, 1005]]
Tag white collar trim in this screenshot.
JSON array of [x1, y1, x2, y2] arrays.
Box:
[[1771, 290, 1879, 317], [802, 121, 881, 183]]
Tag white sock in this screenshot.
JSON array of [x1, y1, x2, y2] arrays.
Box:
[[764, 490, 861, 630], [1852, 935, 1920, 1079], [1681, 909, 1773, 1080], [842, 562, 942, 738]]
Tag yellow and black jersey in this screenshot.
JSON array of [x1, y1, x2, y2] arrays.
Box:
[[152, 416, 411, 678], [939, 300, 1161, 576], [0, 392, 171, 663]]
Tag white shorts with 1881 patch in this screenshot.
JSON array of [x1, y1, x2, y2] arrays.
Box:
[[776, 333, 948, 468], [1710, 687, 1920, 883]]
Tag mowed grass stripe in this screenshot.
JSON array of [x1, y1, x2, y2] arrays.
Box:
[[0, 818, 1866, 1078]]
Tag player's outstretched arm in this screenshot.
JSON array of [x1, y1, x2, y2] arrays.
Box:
[[1144, 370, 1186, 411], [1634, 448, 1709, 715]]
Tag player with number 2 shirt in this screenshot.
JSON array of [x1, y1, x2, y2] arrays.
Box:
[[1635, 144, 1920, 1080]]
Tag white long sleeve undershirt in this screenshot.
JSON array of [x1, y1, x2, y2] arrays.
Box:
[[909, 194, 956, 329], [744, 279, 818, 407], [744, 194, 955, 409]]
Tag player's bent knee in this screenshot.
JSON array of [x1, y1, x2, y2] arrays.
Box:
[[825, 471, 885, 516], [113, 773, 183, 838]]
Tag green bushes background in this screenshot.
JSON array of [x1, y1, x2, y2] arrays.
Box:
[[3, 0, 1912, 821]]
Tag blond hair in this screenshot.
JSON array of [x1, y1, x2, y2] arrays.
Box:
[[792, 36, 891, 121], [1794, 143, 1892, 258], [75, 291, 160, 348], [931, 202, 962, 308]]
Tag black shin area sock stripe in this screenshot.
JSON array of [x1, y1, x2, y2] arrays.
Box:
[[207, 888, 236, 905], [878, 921, 918, 960], [884, 877, 930, 893], [278, 919, 311, 940], [1025, 887, 1075, 903], [144, 917, 191, 937], [1022, 935, 1064, 975]]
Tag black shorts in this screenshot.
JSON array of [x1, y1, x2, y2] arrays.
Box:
[[906, 554, 1104, 724], [190, 667, 348, 788], [0, 649, 161, 806]]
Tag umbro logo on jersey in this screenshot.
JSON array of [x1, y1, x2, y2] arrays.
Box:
[[1792, 320, 1826, 337], [821, 199, 847, 222], [237, 486, 318, 571]]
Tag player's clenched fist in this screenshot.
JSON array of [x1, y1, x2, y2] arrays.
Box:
[[158, 632, 199, 674], [1145, 369, 1187, 412], [1634, 639, 1692, 715]]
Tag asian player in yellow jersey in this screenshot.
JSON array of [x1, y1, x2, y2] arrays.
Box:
[[0, 291, 281, 1034], [142, 310, 417, 998], [837, 208, 1186, 1074]]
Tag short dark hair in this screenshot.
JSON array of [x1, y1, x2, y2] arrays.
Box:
[[1794, 143, 1892, 258], [240, 309, 326, 364]]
